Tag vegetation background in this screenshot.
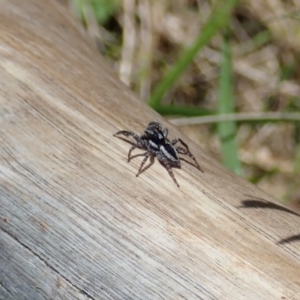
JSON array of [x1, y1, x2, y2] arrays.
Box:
[[59, 0, 300, 208]]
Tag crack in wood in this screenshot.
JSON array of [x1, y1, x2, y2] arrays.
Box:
[[1, 227, 96, 300]]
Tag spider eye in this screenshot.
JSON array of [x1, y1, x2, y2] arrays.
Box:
[[147, 122, 162, 132]]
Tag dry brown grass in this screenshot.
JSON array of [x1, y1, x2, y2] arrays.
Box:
[[66, 0, 300, 207]]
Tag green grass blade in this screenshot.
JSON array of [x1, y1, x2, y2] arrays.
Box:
[[217, 34, 242, 175], [91, 0, 120, 25], [148, 0, 241, 109], [155, 105, 213, 117]]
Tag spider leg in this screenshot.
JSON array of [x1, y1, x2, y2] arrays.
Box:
[[170, 137, 188, 148], [128, 145, 137, 162], [136, 153, 154, 177], [177, 146, 203, 172], [157, 155, 180, 187], [114, 130, 145, 161], [114, 130, 140, 143], [164, 163, 180, 187], [171, 138, 202, 172], [129, 151, 148, 162]]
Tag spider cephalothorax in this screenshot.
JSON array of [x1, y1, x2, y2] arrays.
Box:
[[113, 122, 203, 187]]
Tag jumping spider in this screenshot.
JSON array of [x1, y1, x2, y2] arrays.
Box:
[[113, 122, 203, 187]]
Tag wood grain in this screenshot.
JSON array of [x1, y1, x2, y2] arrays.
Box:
[[1, 0, 300, 299]]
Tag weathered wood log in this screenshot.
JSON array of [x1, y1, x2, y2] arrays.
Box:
[[1, 0, 300, 299]]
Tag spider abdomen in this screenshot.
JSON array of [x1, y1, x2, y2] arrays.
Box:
[[159, 144, 181, 168]]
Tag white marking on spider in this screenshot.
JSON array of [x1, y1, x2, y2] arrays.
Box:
[[160, 145, 178, 161]]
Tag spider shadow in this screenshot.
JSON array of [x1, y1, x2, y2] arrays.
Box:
[[238, 195, 300, 245]]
